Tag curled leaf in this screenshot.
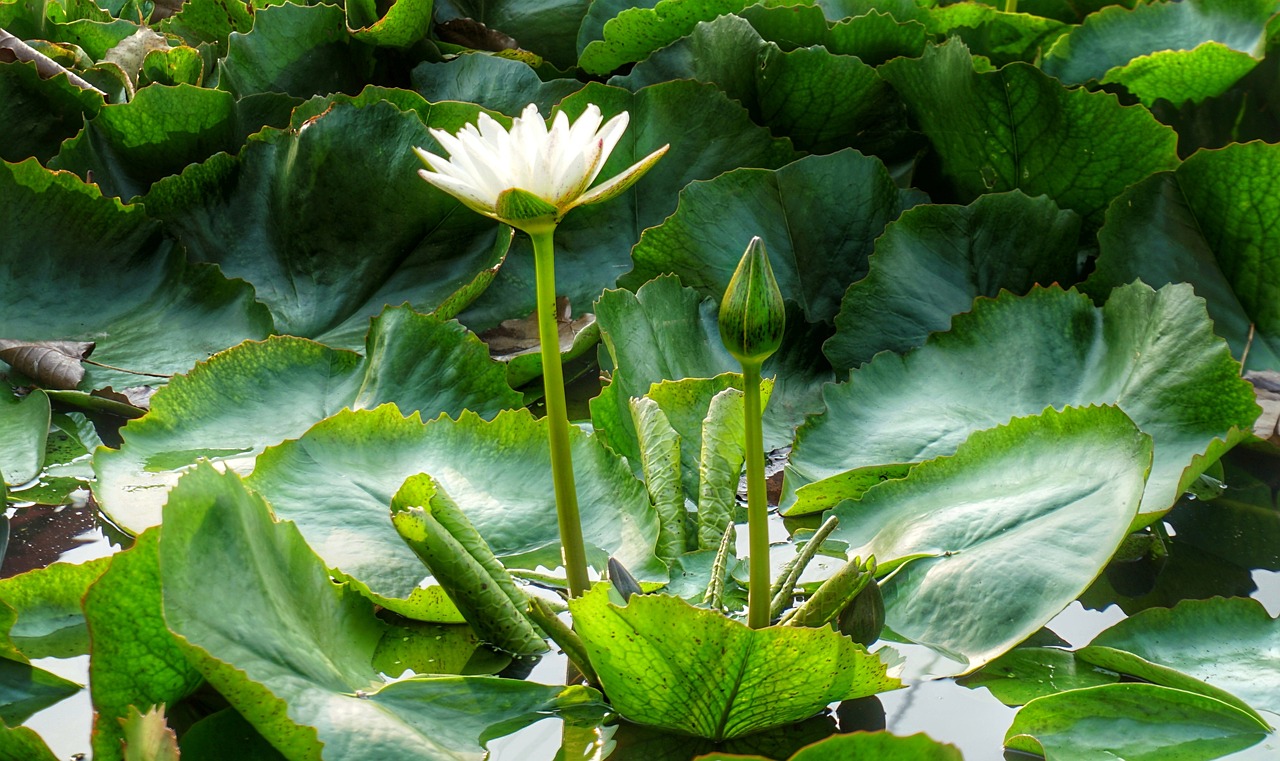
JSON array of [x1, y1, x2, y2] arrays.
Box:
[[0, 339, 93, 390]]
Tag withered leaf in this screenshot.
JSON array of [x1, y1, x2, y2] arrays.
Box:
[[434, 18, 520, 52], [1246, 370, 1280, 445], [0, 339, 94, 390], [481, 297, 593, 360]]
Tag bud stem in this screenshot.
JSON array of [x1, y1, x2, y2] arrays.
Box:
[[531, 229, 591, 599], [742, 360, 771, 629]]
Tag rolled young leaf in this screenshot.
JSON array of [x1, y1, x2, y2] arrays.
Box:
[[391, 474, 547, 656]]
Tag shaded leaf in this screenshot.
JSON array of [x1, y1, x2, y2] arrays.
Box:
[[217, 2, 374, 98], [0, 388, 49, 486]]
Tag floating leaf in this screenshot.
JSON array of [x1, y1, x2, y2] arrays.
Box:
[[0, 158, 272, 389], [786, 284, 1258, 520], [160, 464, 601, 758], [828, 406, 1151, 676], [879, 40, 1179, 227], [1080, 597, 1280, 718], [0, 389, 48, 487], [0, 556, 108, 658], [1005, 683, 1272, 761], [695, 731, 963, 761], [0, 59, 102, 163], [570, 584, 901, 740], [957, 647, 1119, 706], [579, 0, 756, 75], [0, 656, 81, 726], [410, 53, 582, 117], [84, 529, 203, 761], [245, 405, 664, 608], [94, 306, 521, 535], [925, 3, 1068, 65]]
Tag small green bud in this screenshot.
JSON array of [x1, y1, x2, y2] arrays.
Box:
[[718, 236, 785, 365]]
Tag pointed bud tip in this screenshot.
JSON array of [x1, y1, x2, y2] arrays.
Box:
[[719, 236, 786, 365]]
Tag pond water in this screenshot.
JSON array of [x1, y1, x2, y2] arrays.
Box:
[[8, 445, 1280, 760]]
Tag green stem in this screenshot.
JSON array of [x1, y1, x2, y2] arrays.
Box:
[[1004, 0, 1017, 12], [531, 230, 591, 598], [742, 361, 770, 629]]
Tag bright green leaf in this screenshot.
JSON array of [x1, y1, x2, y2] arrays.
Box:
[[0, 556, 108, 658], [570, 585, 902, 740], [94, 306, 520, 535], [879, 40, 1180, 227], [695, 731, 963, 760], [1005, 683, 1272, 761], [957, 646, 1119, 706]]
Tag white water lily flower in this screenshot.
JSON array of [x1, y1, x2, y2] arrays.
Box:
[[413, 103, 668, 233]]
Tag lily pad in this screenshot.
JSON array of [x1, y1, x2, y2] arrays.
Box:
[[824, 191, 1081, 371], [84, 529, 203, 761], [957, 646, 1119, 706], [0, 158, 272, 390], [1041, 0, 1277, 89], [94, 305, 521, 534], [1005, 683, 1272, 761], [159, 464, 602, 759], [828, 405, 1152, 676], [0, 60, 103, 164], [142, 95, 511, 344], [696, 731, 963, 760], [785, 283, 1259, 520], [624, 150, 918, 326], [410, 54, 583, 117], [1085, 141, 1280, 371], [615, 14, 904, 155], [736, 4, 928, 66], [1080, 597, 1280, 717], [245, 405, 664, 605], [0, 657, 80, 729], [433, 0, 592, 70], [579, 0, 758, 75], [570, 584, 902, 740], [925, 3, 1068, 66], [0, 556, 108, 658], [1103, 42, 1264, 107], [878, 39, 1179, 227], [0, 390, 48, 488]]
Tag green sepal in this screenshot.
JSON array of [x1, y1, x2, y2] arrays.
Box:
[[719, 236, 785, 365], [495, 187, 559, 231], [390, 474, 547, 656]]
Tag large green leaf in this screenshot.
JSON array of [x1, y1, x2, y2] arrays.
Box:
[[696, 731, 963, 760], [827, 405, 1151, 676], [142, 95, 509, 344], [824, 191, 1081, 370], [84, 529, 204, 761], [217, 2, 375, 98], [1103, 42, 1264, 107], [957, 646, 1119, 707], [346, 0, 432, 48], [1080, 597, 1280, 718], [94, 305, 521, 535], [578, 0, 755, 75], [1085, 141, 1280, 371], [433, 0, 591, 69], [159, 464, 601, 759], [1005, 684, 1272, 761], [625, 150, 917, 326], [245, 405, 664, 602], [592, 277, 833, 462], [1042, 0, 1278, 94], [0, 556, 107, 659], [0, 60, 102, 164], [158, 0, 252, 55], [461, 79, 797, 328], [879, 40, 1180, 227], [736, 4, 928, 66], [785, 284, 1258, 520], [51, 84, 295, 200], [0, 158, 272, 389], [410, 54, 582, 117], [570, 584, 902, 740], [614, 14, 904, 155], [925, 2, 1068, 65], [0, 390, 48, 488]]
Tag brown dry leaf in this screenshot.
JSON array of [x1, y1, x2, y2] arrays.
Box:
[[434, 18, 519, 52], [0, 339, 94, 390], [1246, 371, 1280, 445], [481, 296, 594, 361]]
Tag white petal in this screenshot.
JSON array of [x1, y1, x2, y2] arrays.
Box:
[[567, 104, 604, 152], [417, 169, 497, 214], [588, 111, 630, 186], [572, 143, 668, 210], [553, 135, 604, 205]]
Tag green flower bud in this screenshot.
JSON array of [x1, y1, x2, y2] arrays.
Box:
[[719, 236, 785, 365]]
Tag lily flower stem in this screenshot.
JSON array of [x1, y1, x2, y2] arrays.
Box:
[[1004, 0, 1017, 12], [531, 230, 592, 599], [742, 360, 770, 629]]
